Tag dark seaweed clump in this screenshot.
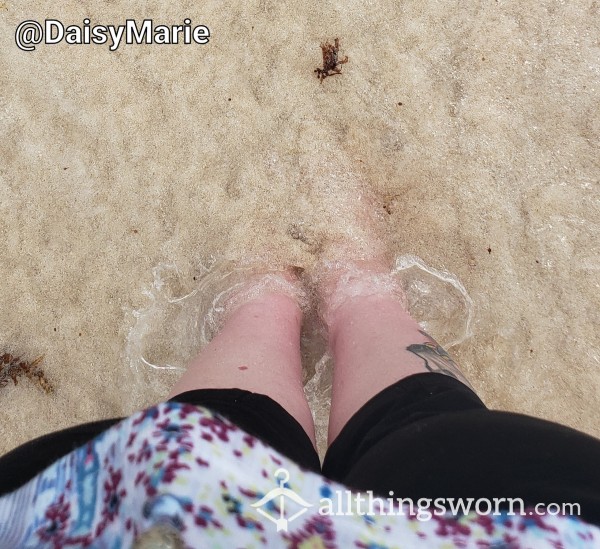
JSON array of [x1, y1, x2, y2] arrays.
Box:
[[0, 353, 54, 394]]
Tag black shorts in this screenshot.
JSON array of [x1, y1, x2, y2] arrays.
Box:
[[1, 373, 600, 525]]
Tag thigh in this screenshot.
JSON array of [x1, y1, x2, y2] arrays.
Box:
[[169, 388, 320, 472], [0, 418, 122, 496], [0, 388, 320, 496], [322, 373, 600, 526], [323, 373, 486, 480]]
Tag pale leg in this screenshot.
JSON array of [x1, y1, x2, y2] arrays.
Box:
[[168, 290, 316, 446], [321, 263, 471, 445]]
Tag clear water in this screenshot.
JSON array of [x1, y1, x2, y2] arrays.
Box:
[[126, 256, 474, 456]]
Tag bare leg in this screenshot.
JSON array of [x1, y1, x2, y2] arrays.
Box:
[[306, 156, 471, 444], [321, 261, 471, 444], [168, 273, 316, 446]]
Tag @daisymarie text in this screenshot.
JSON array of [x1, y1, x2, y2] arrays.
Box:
[[15, 19, 210, 52]]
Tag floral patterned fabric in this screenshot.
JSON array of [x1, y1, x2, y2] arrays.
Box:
[[0, 402, 598, 548]]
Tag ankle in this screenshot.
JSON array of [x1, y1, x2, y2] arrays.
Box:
[[315, 260, 406, 330], [219, 269, 305, 320], [326, 293, 406, 344], [200, 264, 307, 345], [231, 290, 302, 324]]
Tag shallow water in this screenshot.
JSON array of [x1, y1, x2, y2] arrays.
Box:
[[125, 256, 474, 455], [1, 0, 599, 455]]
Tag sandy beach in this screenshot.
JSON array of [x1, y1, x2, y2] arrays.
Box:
[[0, 0, 599, 456]]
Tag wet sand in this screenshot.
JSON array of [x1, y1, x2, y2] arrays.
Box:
[[1, 0, 599, 455]]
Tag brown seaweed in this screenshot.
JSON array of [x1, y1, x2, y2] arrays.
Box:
[[0, 353, 54, 394], [314, 38, 349, 81]]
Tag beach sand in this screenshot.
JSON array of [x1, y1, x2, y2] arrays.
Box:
[[0, 0, 599, 456]]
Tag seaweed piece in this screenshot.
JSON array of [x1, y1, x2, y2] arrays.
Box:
[[0, 353, 54, 394], [314, 38, 349, 81]]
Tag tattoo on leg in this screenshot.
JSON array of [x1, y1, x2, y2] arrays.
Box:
[[406, 330, 473, 388]]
